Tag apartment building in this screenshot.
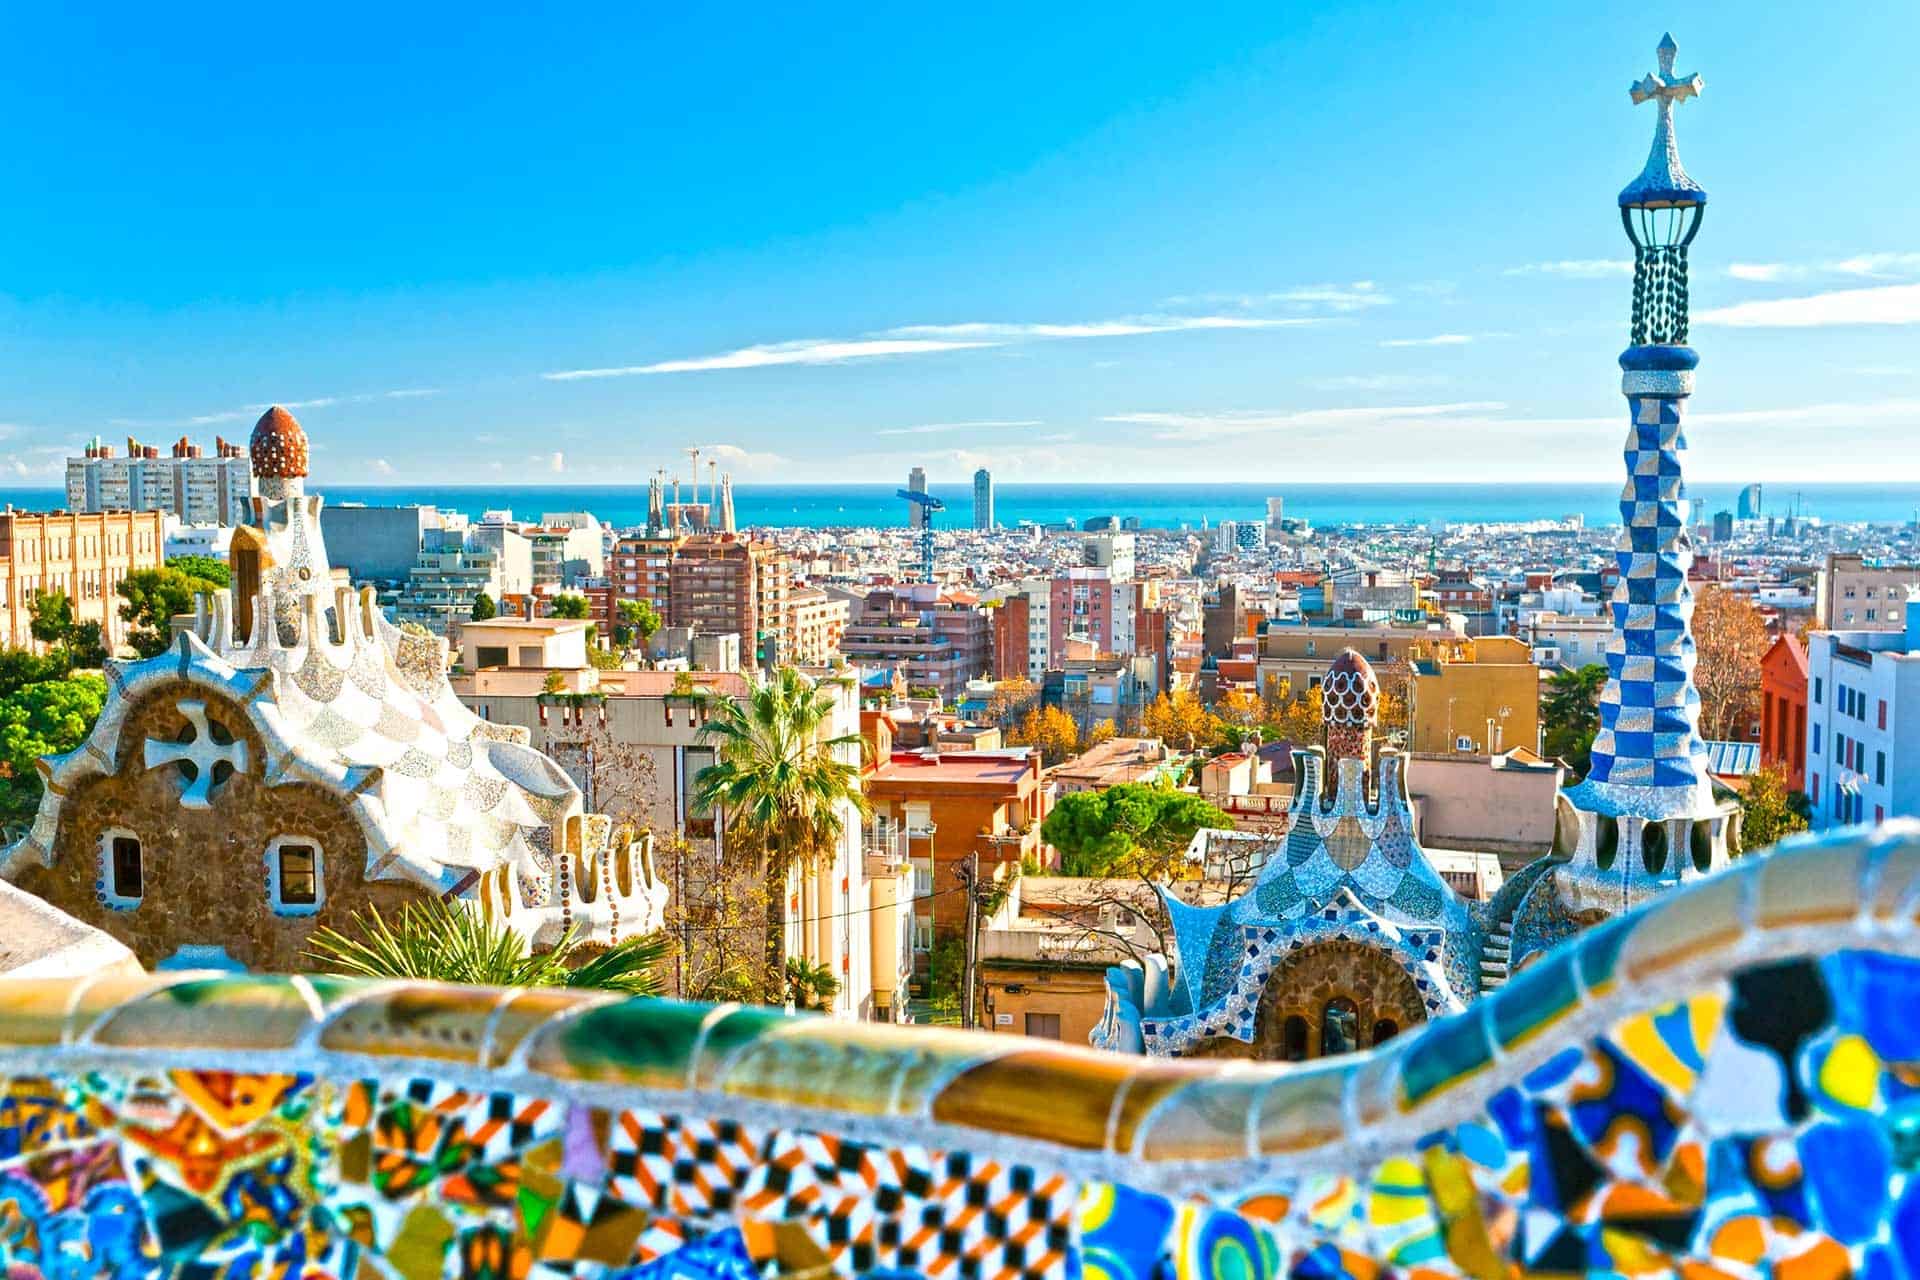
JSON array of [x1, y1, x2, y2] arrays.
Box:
[[610, 532, 680, 617], [0, 509, 167, 653], [1804, 602, 1920, 830], [66, 437, 253, 526], [1818, 552, 1920, 632], [785, 587, 849, 667], [1760, 634, 1809, 793], [1407, 635, 1541, 755], [668, 535, 790, 668], [838, 585, 990, 703]]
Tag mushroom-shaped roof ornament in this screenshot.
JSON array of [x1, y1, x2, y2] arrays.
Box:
[[249, 406, 309, 480], [1322, 649, 1380, 730]]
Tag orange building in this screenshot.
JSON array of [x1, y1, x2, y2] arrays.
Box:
[[0, 509, 167, 654], [860, 711, 1049, 964]]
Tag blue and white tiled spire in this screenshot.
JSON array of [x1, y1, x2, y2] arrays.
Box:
[[1571, 34, 1720, 823]]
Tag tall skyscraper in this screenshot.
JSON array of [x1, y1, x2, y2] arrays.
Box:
[[973, 468, 994, 531], [1737, 482, 1763, 520], [907, 467, 928, 530]]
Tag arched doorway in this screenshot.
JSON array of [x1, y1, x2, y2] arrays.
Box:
[[1249, 938, 1427, 1061]]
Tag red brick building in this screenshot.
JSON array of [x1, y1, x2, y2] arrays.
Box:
[[1760, 634, 1809, 793]]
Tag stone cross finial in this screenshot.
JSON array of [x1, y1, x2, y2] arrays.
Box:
[[1630, 33, 1702, 111], [143, 699, 249, 810]]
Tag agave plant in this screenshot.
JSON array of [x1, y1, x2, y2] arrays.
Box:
[[307, 899, 668, 996]]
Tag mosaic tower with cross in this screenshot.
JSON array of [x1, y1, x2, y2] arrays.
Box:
[[1573, 33, 1720, 824]]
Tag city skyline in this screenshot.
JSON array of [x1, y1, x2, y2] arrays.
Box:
[[7, 5, 1920, 485]]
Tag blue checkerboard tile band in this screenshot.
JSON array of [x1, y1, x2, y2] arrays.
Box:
[[1586, 389, 1712, 792]]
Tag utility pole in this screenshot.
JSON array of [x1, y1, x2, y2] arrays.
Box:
[[960, 848, 981, 1029]]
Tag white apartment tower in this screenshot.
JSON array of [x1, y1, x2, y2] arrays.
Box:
[[67, 436, 254, 526]]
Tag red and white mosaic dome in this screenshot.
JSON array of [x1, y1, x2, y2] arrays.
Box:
[[249, 406, 309, 479], [1322, 648, 1380, 728]]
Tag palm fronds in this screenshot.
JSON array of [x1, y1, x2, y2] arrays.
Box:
[[307, 899, 668, 995]]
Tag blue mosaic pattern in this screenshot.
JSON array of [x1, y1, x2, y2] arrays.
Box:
[[1583, 367, 1716, 806]]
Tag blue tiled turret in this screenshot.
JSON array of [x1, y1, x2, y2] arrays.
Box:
[[1580, 343, 1716, 813]]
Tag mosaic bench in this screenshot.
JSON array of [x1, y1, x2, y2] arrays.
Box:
[[0, 820, 1916, 1279]]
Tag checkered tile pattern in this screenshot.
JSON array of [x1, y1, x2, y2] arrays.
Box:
[[1586, 392, 1713, 792]]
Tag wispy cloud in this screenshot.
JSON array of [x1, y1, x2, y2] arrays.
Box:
[[874, 419, 1043, 437], [1695, 283, 1920, 328], [371, 458, 396, 476], [545, 338, 992, 379], [1162, 281, 1392, 312], [1503, 260, 1633, 279], [1105, 402, 1508, 441], [883, 315, 1308, 341], [695, 442, 790, 472], [545, 311, 1314, 380], [1306, 373, 1450, 392], [1379, 333, 1473, 348], [112, 387, 441, 430], [1728, 253, 1920, 284]]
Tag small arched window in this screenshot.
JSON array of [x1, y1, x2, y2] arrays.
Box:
[[1371, 1019, 1400, 1046], [1283, 1015, 1309, 1062], [266, 837, 324, 915]]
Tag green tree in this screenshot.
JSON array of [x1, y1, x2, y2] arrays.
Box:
[[308, 899, 668, 994], [166, 554, 231, 589], [1739, 764, 1810, 852], [1041, 782, 1232, 877], [470, 591, 498, 621], [550, 594, 591, 619], [0, 648, 75, 699], [27, 593, 107, 668], [616, 599, 661, 648], [1542, 663, 1607, 777], [691, 668, 868, 968], [0, 673, 107, 832], [118, 566, 218, 658], [28, 592, 74, 647]]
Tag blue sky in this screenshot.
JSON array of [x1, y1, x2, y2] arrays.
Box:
[[5, 2, 1920, 487]]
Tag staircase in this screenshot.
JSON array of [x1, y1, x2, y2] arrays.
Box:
[[1480, 919, 1514, 994]]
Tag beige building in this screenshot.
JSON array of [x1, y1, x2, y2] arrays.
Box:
[[0, 509, 167, 653], [1818, 552, 1920, 631], [1405, 748, 1565, 871], [669, 535, 791, 668], [785, 587, 849, 667]]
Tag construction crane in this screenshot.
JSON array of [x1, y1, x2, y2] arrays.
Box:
[[896, 488, 945, 582]]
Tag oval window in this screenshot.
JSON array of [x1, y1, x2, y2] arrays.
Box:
[[1690, 820, 1714, 872], [1596, 819, 1619, 870], [1641, 821, 1668, 875]]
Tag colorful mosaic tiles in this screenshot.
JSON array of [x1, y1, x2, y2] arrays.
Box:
[[0, 823, 1915, 1277]]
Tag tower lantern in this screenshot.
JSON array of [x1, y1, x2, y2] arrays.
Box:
[[1619, 33, 1706, 347]]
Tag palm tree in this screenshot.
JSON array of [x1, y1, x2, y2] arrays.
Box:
[[691, 667, 868, 978], [308, 899, 668, 995], [785, 955, 843, 1011]]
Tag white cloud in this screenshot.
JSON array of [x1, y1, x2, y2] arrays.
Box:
[[1163, 282, 1392, 312], [874, 420, 1043, 437], [1306, 373, 1450, 392], [1380, 334, 1473, 348], [118, 387, 441, 430], [1695, 283, 1920, 328], [548, 452, 565, 473], [884, 315, 1307, 341], [545, 337, 992, 379], [371, 458, 395, 476], [1105, 401, 1509, 441], [382, 388, 440, 400], [1503, 260, 1634, 278], [696, 442, 789, 472], [1727, 253, 1920, 285], [547, 311, 1310, 379]]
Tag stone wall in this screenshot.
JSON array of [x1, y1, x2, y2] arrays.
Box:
[[1248, 936, 1428, 1058], [12, 680, 428, 970]]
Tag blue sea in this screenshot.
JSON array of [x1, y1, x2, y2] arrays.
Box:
[[3, 482, 1915, 530]]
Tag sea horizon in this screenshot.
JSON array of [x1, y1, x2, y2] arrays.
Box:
[[4, 480, 1915, 532]]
